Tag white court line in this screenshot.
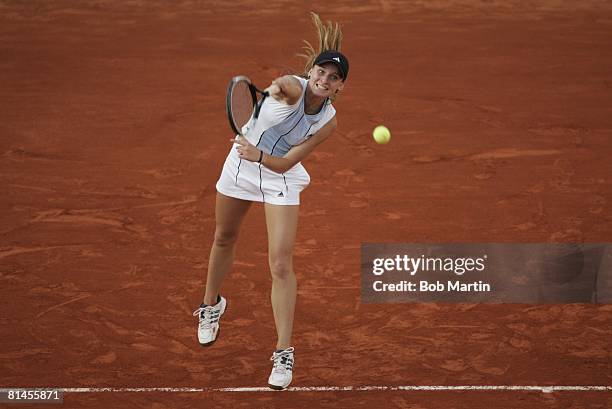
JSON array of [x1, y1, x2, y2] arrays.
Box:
[[19, 385, 611, 393]]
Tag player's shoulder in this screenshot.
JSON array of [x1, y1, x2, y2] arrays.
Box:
[[326, 101, 337, 114], [283, 74, 305, 89], [273, 75, 304, 105], [291, 75, 308, 85], [328, 112, 337, 127], [319, 109, 337, 132], [324, 101, 337, 119], [289, 76, 306, 96]]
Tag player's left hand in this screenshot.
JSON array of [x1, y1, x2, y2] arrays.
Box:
[[231, 137, 261, 163]]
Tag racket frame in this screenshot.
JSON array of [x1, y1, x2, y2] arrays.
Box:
[[226, 75, 269, 136]]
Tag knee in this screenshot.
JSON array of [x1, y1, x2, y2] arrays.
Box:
[[213, 228, 239, 248], [269, 257, 294, 280]]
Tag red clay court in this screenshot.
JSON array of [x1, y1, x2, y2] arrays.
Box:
[[1, 1, 611, 408]]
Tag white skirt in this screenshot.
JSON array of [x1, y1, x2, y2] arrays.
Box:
[[216, 144, 310, 205]]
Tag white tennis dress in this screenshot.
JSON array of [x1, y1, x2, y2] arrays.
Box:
[[216, 76, 336, 205]]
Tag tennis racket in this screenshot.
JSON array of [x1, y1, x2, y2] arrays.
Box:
[[226, 75, 269, 137]]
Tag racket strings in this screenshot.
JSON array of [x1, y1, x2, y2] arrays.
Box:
[[230, 81, 256, 134]]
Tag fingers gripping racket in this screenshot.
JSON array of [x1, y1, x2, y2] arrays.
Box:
[[226, 76, 269, 137]]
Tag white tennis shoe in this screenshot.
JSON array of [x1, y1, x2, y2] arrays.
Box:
[[192, 295, 227, 346], [268, 347, 294, 390]]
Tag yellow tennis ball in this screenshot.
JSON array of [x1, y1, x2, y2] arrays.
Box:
[[373, 125, 391, 144]]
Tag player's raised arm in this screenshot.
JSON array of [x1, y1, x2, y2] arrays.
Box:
[[264, 75, 303, 105]]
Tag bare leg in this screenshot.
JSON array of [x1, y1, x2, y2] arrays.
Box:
[[202, 193, 252, 305], [265, 203, 300, 350]]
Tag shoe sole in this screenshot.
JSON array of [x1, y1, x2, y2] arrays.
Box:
[[268, 383, 290, 391], [198, 299, 227, 347]]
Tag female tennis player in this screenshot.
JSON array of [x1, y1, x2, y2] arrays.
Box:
[[193, 13, 349, 390]]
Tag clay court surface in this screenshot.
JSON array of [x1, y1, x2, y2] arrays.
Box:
[[1, 0, 612, 407]]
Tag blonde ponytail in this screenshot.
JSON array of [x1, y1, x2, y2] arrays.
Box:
[[299, 12, 344, 77]]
